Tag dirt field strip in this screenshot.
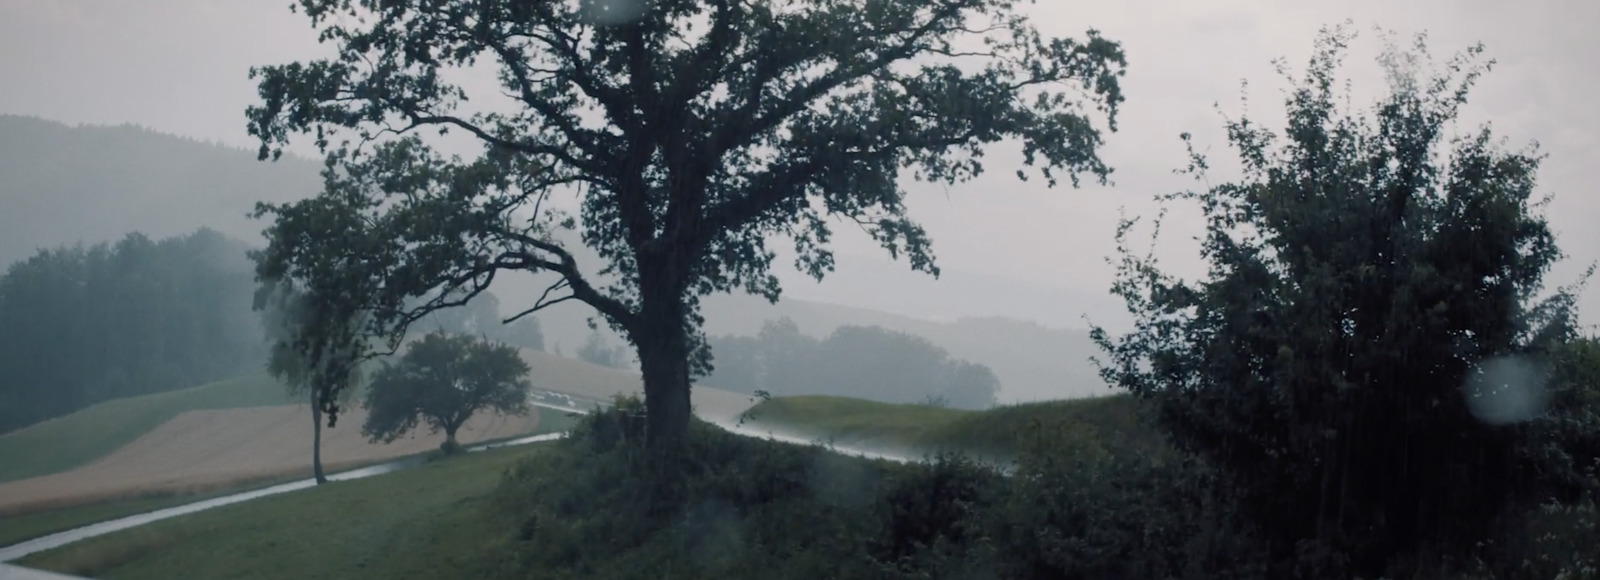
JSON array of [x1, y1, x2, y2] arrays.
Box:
[[0, 405, 540, 515], [0, 349, 759, 516]]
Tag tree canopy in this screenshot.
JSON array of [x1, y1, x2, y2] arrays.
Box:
[[247, 0, 1126, 447], [361, 331, 533, 454], [255, 277, 369, 482], [1091, 26, 1588, 575], [250, 238, 374, 428]]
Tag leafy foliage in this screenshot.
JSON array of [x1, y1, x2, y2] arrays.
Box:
[[741, 394, 1169, 465], [1520, 336, 1600, 500], [361, 332, 533, 454], [1091, 25, 1586, 575], [255, 279, 370, 481], [251, 250, 373, 430], [0, 228, 265, 434], [246, 0, 1126, 446], [256, 280, 367, 406], [703, 318, 1000, 409]]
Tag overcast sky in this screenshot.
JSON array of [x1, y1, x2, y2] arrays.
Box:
[[2, 0, 1596, 330]]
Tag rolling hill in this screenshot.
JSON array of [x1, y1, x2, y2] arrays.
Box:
[[0, 115, 323, 268], [0, 374, 297, 484]]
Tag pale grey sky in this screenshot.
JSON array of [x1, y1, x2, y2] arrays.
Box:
[[1, 0, 1595, 330]]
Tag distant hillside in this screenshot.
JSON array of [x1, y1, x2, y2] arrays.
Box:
[[772, 249, 1133, 331], [0, 115, 322, 267], [698, 293, 1110, 402]]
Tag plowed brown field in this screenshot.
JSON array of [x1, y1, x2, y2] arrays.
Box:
[[0, 405, 541, 515], [0, 350, 758, 516]]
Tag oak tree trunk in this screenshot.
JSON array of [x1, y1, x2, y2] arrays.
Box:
[[442, 425, 462, 455], [637, 323, 692, 450], [633, 257, 693, 451]]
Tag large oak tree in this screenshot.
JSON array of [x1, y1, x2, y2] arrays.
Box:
[[248, 0, 1126, 449]]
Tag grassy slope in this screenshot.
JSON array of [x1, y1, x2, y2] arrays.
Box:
[[0, 349, 686, 485], [742, 393, 1169, 461], [13, 396, 1175, 580], [0, 374, 297, 483], [0, 476, 302, 548], [13, 396, 1141, 578], [1, 407, 581, 548], [0, 348, 632, 485], [19, 443, 540, 580]]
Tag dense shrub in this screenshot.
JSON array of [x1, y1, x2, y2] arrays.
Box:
[[475, 391, 1600, 578], [486, 397, 1284, 579]]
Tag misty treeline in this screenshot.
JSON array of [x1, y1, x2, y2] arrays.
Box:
[[408, 292, 546, 354], [575, 330, 630, 369], [0, 229, 263, 433], [0, 225, 548, 435], [701, 318, 1000, 409]]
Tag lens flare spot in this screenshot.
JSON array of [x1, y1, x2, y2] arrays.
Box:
[[580, 0, 648, 26], [1462, 355, 1549, 425]]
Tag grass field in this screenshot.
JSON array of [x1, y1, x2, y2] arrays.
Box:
[[740, 393, 1169, 461], [0, 374, 297, 483], [18, 443, 542, 579], [0, 406, 582, 549], [0, 475, 304, 549], [11, 396, 1173, 579]]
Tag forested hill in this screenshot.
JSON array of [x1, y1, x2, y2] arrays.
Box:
[[0, 115, 323, 268], [0, 228, 266, 434]]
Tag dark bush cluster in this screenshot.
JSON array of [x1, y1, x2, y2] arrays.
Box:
[[488, 376, 1600, 579], [486, 397, 1292, 580]]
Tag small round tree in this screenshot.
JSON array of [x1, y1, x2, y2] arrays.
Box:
[[362, 331, 533, 454]]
